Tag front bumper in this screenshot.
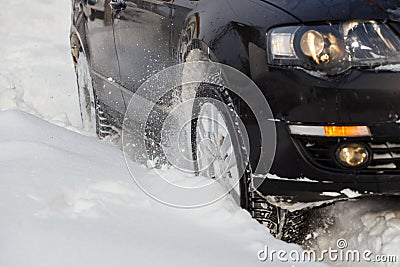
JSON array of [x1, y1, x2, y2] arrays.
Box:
[[255, 122, 400, 204], [251, 67, 400, 203]]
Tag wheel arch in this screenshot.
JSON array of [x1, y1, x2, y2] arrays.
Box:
[[177, 7, 268, 77]]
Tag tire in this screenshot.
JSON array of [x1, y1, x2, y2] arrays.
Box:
[[71, 35, 117, 140], [279, 209, 310, 243], [250, 191, 310, 243], [191, 84, 251, 208]]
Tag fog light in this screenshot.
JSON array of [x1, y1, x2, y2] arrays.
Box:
[[336, 143, 369, 168]]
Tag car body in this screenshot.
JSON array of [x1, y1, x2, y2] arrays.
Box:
[[71, 0, 400, 213]]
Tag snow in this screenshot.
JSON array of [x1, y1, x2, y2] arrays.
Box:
[[254, 173, 320, 183], [0, 110, 320, 267], [374, 64, 400, 72], [320, 192, 341, 197], [269, 173, 319, 183], [310, 198, 400, 267], [340, 189, 362, 199], [0, 0, 81, 127], [0, 0, 399, 266]]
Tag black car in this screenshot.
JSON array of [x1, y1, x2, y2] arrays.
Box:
[[70, 0, 400, 241]]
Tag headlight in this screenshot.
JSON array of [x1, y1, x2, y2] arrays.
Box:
[[267, 21, 400, 75]]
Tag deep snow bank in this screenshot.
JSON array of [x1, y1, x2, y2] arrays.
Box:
[[0, 110, 324, 267]]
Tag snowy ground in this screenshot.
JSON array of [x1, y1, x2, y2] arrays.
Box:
[[0, 110, 318, 267], [0, 0, 399, 266], [309, 198, 400, 267]]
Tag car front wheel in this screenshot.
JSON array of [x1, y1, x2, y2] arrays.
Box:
[[191, 85, 251, 208]]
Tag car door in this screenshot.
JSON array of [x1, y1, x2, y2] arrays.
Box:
[[112, 0, 174, 104], [83, 0, 126, 115]]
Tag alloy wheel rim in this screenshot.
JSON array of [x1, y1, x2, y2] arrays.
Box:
[[195, 102, 241, 198]]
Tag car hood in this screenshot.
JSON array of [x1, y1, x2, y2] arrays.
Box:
[[262, 0, 400, 22]]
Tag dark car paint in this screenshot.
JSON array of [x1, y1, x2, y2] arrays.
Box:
[[262, 0, 400, 22], [71, 0, 400, 203], [79, 0, 126, 115], [113, 0, 173, 96]]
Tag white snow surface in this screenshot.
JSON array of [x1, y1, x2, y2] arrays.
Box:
[[0, 0, 399, 266], [0, 0, 81, 127], [0, 110, 319, 267]]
